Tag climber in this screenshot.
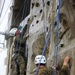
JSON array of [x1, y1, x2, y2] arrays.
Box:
[[30, 55, 71, 75]]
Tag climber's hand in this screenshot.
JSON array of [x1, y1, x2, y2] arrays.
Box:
[[63, 56, 70, 66], [52, 64, 61, 70]]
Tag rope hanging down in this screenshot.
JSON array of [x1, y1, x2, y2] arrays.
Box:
[[0, 0, 12, 25], [53, 0, 64, 75], [18, 0, 27, 54], [52, 0, 60, 75], [13, 1, 26, 52], [54, 0, 64, 67], [15, 0, 30, 55], [42, 0, 47, 44], [12, 0, 29, 75], [36, 0, 54, 74], [0, 0, 5, 17], [36, 0, 64, 74], [54, 0, 60, 66]]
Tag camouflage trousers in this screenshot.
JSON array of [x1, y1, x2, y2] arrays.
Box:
[[11, 54, 26, 75]]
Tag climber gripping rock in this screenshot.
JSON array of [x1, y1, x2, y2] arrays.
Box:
[[30, 55, 71, 75]]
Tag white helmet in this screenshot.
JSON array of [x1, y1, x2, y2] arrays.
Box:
[[34, 55, 46, 64], [9, 28, 17, 36]]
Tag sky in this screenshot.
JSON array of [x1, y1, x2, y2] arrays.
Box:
[[0, 0, 11, 75]]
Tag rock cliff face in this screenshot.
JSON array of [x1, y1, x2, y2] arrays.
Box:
[[6, 0, 75, 75], [26, 0, 75, 75]]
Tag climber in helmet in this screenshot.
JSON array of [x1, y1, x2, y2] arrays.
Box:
[[31, 55, 49, 75], [34, 55, 46, 67], [30, 55, 71, 75]]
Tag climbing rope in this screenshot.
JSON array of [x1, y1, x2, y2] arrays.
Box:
[[15, 1, 29, 75], [52, 0, 60, 75], [14, 0, 27, 53], [11, 0, 30, 75], [0, 0, 5, 17], [6, 5, 24, 73], [17, 0, 31, 54], [54, 0, 60, 66], [36, 0, 64, 74], [15, 0, 29, 54], [36, 16, 55, 75], [18, 0, 27, 54], [54, 0, 64, 67], [36, 0, 55, 74], [25, 41, 28, 58], [53, 0, 65, 75], [42, 0, 47, 44], [24, 0, 31, 58], [0, 0, 12, 25]]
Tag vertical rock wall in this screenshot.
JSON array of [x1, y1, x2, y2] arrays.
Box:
[[6, 0, 75, 75], [26, 0, 75, 75]]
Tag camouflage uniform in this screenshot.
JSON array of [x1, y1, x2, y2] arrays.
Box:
[[60, 65, 70, 75], [11, 54, 26, 75], [30, 65, 70, 75]]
